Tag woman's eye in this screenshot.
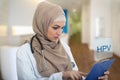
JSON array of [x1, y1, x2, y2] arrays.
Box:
[[62, 27, 64, 29], [52, 25, 64, 30], [52, 27, 59, 30]]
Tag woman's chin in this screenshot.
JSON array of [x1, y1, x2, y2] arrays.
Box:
[[52, 39, 58, 42]]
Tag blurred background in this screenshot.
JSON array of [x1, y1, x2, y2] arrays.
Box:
[[0, 0, 120, 80]]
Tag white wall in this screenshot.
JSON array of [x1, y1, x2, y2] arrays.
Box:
[[8, 0, 38, 35], [111, 0, 120, 57], [0, 0, 8, 25], [89, 0, 112, 49], [81, 0, 120, 57], [8, 0, 38, 26], [81, 0, 90, 44], [0, 0, 9, 37], [0, 0, 39, 46]]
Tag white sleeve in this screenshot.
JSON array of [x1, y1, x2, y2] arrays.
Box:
[[17, 47, 38, 80], [17, 58, 63, 80], [16, 43, 63, 80]]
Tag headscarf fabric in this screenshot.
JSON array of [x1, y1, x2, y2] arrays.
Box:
[[31, 1, 72, 77]]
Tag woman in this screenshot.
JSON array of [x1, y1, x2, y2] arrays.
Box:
[[16, 1, 109, 80]]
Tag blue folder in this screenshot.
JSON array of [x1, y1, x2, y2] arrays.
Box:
[[85, 59, 115, 80]]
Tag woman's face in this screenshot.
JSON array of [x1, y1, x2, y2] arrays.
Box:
[[47, 21, 65, 42]]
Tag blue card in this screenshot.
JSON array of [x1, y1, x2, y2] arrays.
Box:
[[85, 59, 115, 80]]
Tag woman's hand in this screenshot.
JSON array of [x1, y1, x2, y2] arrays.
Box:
[[98, 71, 109, 80], [62, 70, 87, 80]]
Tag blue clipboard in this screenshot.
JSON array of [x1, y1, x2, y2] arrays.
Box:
[[85, 59, 115, 80]]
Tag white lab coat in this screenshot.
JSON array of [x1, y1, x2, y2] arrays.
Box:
[[16, 40, 79, 80]]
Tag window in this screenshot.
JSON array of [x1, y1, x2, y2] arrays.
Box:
[[0, 25, 7, 36], [12, 25, 34, 36]]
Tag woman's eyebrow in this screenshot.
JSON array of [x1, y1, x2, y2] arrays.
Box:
[[53, 25, 61, 27], [52, 25, 65, 29], [53, 24, 65, 28]]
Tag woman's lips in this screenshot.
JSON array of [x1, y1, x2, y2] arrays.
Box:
[[54, 36, 59, 39]]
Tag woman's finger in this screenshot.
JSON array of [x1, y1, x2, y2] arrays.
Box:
[[98, 75, 108, 80], [79, 71, 88, 76], [104, 71, 109, 75], [72, 71, 79, 80]]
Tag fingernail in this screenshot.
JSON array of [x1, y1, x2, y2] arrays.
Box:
[[98, 77, 101, 79], [98, 76, 104, 79]]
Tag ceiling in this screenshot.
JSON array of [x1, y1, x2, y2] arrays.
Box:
[[48, 0, 83, 13]]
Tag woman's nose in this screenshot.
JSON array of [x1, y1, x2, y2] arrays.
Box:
[[57, 29, 62, 35]]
